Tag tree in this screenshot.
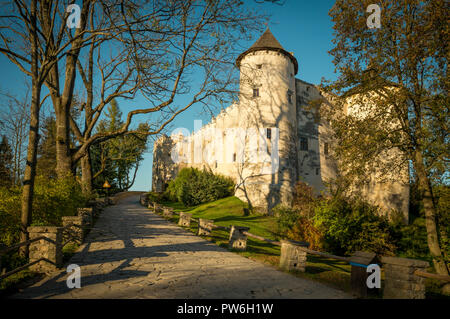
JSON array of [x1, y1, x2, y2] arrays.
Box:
[[0, 135, 14, 188], [0, 90, 31, 186], [323, 0, 449, 282], [36, 116, 57, 179], [91, 100, 149, 193], [0, 0, 52, 255], [68, 0, 266, 196]]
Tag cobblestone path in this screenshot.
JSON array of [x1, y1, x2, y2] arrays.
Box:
[[12, 195, 352, 299]]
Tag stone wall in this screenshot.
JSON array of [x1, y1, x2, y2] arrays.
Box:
[[382, 256, 429, 299], [28, 226, 63, 273]]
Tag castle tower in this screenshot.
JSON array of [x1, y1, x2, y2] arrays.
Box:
[[235, 28, 299, 209]]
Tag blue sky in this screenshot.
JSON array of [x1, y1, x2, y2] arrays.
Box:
[[0, 0, 339, 192]]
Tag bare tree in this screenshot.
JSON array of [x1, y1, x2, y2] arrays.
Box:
[[0, 90, 31, 186], [66, 1, 266, 194]]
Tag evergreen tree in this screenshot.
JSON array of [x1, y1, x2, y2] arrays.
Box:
[[36, 117, 57, 179], [0, 135, 13, 188], [91, 100, 149, 193]]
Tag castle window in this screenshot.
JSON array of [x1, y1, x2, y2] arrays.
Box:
[[316, 168, 320, 175], [253, 88, 259, 98], [215, 161, 218, 168], [256, 64, 262, 69], [266, 128, 271, 140], [233, 153, 236, 162], [324, 143, 329, 155], [300, 137, 308, 151], [288, 92, 292, 104]]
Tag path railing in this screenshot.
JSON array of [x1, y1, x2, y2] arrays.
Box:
[[0, 197, 112, 282], [144, 199, 450, 299]]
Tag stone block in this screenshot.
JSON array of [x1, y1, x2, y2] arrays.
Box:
[[62, 216, 85, 245], [178, 212, 192, 227], [228, 226, 250, 251], [279, 239, 307, 272], [381, 256, 429, 268], [140, 194, 149, 206], [77, 207, 93, 227], [27, 226, 63, 273], [198, 219, 214, 236], [382, 256, 429, 299], [163, 207, 174, 218], [154, 203, 163, 213], [383, 286, 426, 299]]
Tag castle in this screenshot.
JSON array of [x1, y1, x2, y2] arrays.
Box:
[[152, 29, 410, 222]]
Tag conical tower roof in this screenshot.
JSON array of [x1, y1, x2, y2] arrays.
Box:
[[236, 28, 298, 74], [249, 28, 284, 50]]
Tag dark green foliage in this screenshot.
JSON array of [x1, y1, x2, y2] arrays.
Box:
[[91, 100, 149, 193], [165, 168, 234, 206], [36, 117, 57, 179], [391, 184, 450, 263], [313, 196, 397, 256], [0, 135, 13, 188], [146, 191, 167, 204], [274, 205, 300, 236], [274, 205, 324, 251], [0, 174, 87, 275], [391, 217, 429, 259], [0, 175, 87, 246]]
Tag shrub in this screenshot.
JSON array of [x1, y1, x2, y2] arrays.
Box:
[[146, 191, 165, 204], [274, 205, 324, 250], [290, 216, 324, 251], [0, 186, 21, 246], [0, 174, 87, 273], [390, 217, 429, 259], [0, 174, 87, 246], [274, 205, 299, 236], [313, 196, 397, 256], [292, 181, 317, 217], [165, 168, 234, 206], [31, 174, 87, 226]]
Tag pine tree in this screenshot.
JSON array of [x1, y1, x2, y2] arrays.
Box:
[[36, 117, 57, 179], [0, 135, 13, 188]]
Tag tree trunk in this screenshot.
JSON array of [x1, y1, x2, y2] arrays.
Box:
[[81, 150, 93, 196], [19, 0, 40, 257], [55, 103, 73, 178], [413, 150, 449, 276]]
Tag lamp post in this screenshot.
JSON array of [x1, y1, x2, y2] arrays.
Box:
[[103, 180, 111, 198]]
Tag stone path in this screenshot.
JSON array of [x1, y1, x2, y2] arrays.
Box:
[[12, 195, 352, 299]]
